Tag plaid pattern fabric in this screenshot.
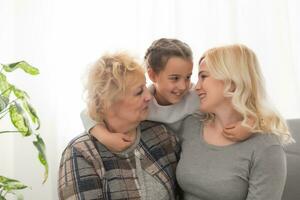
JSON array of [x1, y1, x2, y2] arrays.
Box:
[[58, 121, 180, 200]]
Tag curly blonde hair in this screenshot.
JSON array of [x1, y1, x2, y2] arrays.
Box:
[[85, 52, 144, 121], [200, 44, 294, 144]]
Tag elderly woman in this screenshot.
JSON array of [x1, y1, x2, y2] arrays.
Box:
[[58, 52, 180, 200]]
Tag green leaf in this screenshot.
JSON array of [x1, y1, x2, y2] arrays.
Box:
[[0, 176, 27, 200], [2, 182, 27, 191], [13, 87, 29, 100], [9, 104, 30, 136], [33, 135, 48, 183], [0, 195, 6, 200], [0, 96, 9, 113], [0, 175, 19, 183], [0, 73, 12, 98], [0, 176, 27, 193], [3, 61, 39, 75], [22, 101, 40, 130]]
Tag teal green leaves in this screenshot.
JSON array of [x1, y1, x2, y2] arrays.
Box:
[[2, 61, 39, 75], [0, 176, 27, 200], [9, 103, 30, 136], [33, 135, 48, 183], [0, 61, 47, 199]]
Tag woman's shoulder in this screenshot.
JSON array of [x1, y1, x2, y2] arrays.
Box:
[[181, 114, 203, 128], [243, 132, 284, 156], [140, 121, 178, 145], [61, 133, 96, 159], [65, 133, 92, 148], [247, 132, 282, 146], [140, 120, 171, 137]]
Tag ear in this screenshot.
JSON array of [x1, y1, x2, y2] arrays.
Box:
[[229, 81, 236, 92], [147, 67, 158, 83]]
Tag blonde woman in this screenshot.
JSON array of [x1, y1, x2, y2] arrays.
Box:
[[175, 44, 293, 200], [58, 52, 180, 199]]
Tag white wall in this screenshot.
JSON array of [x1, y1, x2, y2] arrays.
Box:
[[1, 0, 299, 199]]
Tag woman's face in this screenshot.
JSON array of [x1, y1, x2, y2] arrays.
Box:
[[111, 75, 152, 124], [149, 57, 193, 105], [195, 59, 227, 113]]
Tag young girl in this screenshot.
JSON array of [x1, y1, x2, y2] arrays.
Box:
[[81, 38, 253, 151]]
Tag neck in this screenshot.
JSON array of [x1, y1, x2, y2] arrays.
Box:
[[104, 115, 139, 135], [153, 86, 171, 106], [210, 102, 243, 129], [154, 92, 170, 106]]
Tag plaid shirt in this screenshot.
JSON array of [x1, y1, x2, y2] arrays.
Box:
[[58, 121, 180, 200]]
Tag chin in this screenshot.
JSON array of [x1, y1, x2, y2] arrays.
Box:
[[199, 106, 210, 113], [169, 98, 181, 104], [140, 111, 149, 121]]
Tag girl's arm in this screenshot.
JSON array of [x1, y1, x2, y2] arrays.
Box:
[[80, 110, 97, 133], [80, 110, 132, 152]]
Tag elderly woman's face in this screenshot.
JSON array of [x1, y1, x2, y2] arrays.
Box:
[[111, 76, 152, 124]]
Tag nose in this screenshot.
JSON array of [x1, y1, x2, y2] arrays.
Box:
[[195, 79, 202, 91], [144, 87, 152, 102], [177, 79, 188, 91]]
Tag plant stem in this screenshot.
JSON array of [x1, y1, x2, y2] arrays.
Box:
[[0, 131, 26, 135], [0, 108, 9, 116], [0, 110, 8, 120]]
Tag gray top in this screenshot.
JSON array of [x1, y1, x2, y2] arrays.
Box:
[[147, 85, 200, 123], [176, 115, 287, 200]]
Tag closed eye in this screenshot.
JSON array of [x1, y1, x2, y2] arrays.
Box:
[[135, 87, 144, 96], [200, 75, 207, 79], [198, 71, 209, 81]]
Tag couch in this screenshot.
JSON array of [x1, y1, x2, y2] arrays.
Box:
[[282, 119, 300, 200]]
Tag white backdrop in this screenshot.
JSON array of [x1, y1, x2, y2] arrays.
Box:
[[0, 0, 299, 199]]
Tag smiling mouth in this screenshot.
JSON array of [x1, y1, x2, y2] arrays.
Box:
[[199, 93, 206, 100], [172, 91, 184, 97]]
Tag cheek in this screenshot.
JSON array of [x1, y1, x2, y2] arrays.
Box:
[[132, 98, 145, 110]]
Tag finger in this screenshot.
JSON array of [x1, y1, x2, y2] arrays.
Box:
[[222, 131, 233, 138], [122, 138, 133, 143], [222, 131, 240, 141], [224, 125, 235, 130], [222, 128, 234, 136]]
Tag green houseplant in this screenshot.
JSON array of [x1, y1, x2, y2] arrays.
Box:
[[0, 61, 48, 200]]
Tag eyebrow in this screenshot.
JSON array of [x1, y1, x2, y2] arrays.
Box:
[[168, 73, 192, 77], [168, 74, 181, 77]]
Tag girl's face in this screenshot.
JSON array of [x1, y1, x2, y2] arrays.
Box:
[[149, 57, 193, 105]]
